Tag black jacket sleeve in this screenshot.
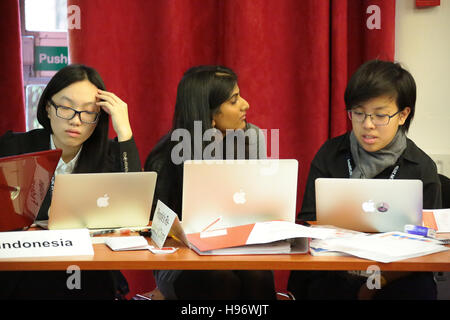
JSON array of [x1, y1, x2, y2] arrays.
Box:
[[106, 136, 141, 172], [421, 159, 442, 210], [144, 134, 177, 219], [299, 142, 333, 222], [0, 130, 50, 157], [400, 139, 442, 210]]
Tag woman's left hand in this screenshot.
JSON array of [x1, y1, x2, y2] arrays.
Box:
[[96, 89, 133, 142]]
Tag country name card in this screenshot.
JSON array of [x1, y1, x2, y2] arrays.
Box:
[[151, 200, 189, 249], [0, 229, 94, 259]]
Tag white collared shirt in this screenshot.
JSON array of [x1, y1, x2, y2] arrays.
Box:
[[50, 135, 82, 175]]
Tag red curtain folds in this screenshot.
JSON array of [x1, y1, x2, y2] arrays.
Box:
[[67, 0, 395, 296], [68, 0, 394, 212], [331, 0, 395, 137], [0, 0, 25, 134]]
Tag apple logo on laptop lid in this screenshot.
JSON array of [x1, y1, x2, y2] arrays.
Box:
[[362, 200, 375, 213], [233, 189, 246, 204], [362, 200, 389, 213], [97, 194, 110, 208]]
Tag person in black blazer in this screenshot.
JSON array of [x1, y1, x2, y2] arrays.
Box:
[[288, 60, 441, 300], [0, 64, 141, 299]]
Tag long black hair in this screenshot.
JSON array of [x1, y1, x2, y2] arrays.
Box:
[[144, 65, 238, 217], [172, 65, 237, 132], [147, 65, 238, 163], [37, 64, 109, 173]]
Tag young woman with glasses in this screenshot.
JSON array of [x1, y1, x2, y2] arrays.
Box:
[[0, 64, 140, 299], [288, 59, 442, 300]]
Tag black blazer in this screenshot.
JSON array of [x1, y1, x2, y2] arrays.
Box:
[[299, 132, 442, 221], [0, 128, 139, 299]]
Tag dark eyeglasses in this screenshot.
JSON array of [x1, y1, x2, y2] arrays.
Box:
[[49, 99, 100, 124], [348, 109, 401, 126]]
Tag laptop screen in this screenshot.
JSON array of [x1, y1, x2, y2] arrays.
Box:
[[315, 178, 422, 232], [0, 149, 61, 231], [182, 159, 299, 234]]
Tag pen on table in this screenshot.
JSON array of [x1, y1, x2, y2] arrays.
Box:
[[169, 232, 181, 243], [90, 229, 116, 236], [201, 216, 222, 233], [90, 227, 152, 237], [118, 227, 152, 236]]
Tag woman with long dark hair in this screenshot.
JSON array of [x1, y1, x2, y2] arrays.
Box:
[[0, 64, 140, 299], [145, 65, 274, 300]]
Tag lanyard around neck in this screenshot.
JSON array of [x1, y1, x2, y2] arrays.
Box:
[[347, 156, 399, 179]]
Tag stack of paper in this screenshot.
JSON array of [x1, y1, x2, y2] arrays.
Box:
[[309, 226, 366, 256], [152, 200, 337, 255], [186, 221, 335, 255], [313, 231, 449, 263]]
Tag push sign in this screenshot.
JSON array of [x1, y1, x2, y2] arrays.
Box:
[[34, 46, 68, 71]]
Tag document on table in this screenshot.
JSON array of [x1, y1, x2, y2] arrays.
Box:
[[186, 220, 335, 255], [309, 225, 367, 256], [315, 231, 449, 263], [245, 220, 335, 244]]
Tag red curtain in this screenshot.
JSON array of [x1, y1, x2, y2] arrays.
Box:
[[67, 0, 394, 296], [0, 0, 25, 134], [0, 0, 395, 297], [68, 0, 394, 211]]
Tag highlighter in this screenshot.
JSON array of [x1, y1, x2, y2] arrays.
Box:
[[404, 225, 436, 238]]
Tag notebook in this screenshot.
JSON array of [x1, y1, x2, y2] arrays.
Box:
[[315, 178, 423, 232], [48, 172, 157, 229], [0, 149, 62, 231], [181, 159, 298, 234]]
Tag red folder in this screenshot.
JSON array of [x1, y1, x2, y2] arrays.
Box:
[[186, 221, 310, 255], [0, 149, 61, 231]]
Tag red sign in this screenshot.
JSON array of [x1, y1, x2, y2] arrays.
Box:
[[416, 0, 440, 7]]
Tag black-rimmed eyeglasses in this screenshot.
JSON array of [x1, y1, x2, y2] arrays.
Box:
[[348, 109, 401, 127], [49, 99, 100, 124]]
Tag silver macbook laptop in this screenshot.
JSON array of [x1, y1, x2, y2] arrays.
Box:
[[182, 159, 298, 234], [48, 172, 157, 229], [315, 178, 423, 232]]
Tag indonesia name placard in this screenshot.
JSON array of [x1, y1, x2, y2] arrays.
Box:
[[0, 229, 94, 259]]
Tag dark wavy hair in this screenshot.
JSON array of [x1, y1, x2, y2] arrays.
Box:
[[144, 65, 238, 217], [344, 59, 416, 132], [173, 65, 237, 132], [37, 64, 109, 173]]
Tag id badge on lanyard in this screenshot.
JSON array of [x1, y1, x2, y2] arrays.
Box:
[[347, 157, 399, 179]]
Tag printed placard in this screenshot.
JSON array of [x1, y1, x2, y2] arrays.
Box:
[[151, 200, 189, 249], [0, 229, 94, 259], [151, 200, 178, 248]]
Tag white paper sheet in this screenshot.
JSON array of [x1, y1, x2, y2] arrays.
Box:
[[433, 209, 450, 233], [316, 231, 448, 263], [245, 220, 335, 245], [105, 236, 149, 251]]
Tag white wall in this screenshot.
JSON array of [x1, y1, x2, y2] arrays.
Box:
[[395, 0, 450, 176]]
